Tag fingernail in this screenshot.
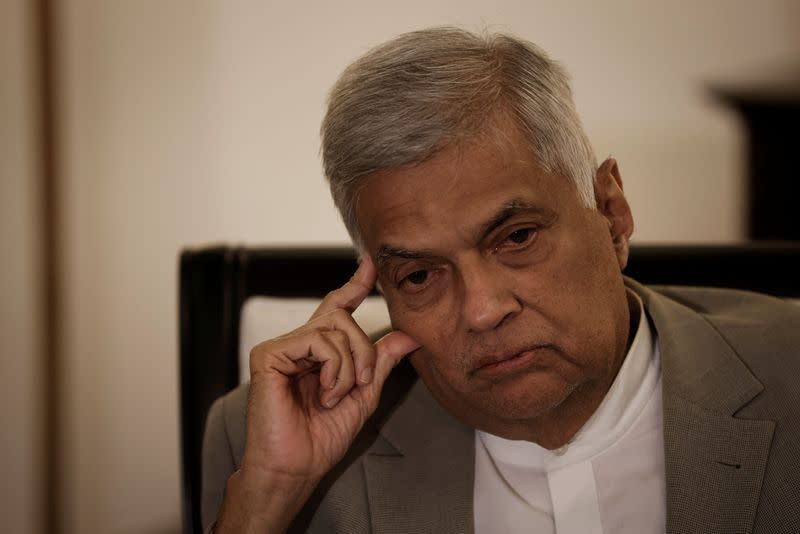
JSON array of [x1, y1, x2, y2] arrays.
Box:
[[360, 367, 373, 384], [325, 395, 341, 408]]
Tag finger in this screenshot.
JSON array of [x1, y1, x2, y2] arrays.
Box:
[[311, 334, 341, 391], [251, 331, 343, 384], [310, 309, 377, 385], [373, 330, 421, 386], [278, 331, 352, 406], [318, 330, 356, 408], [311, 254, 377, 319]]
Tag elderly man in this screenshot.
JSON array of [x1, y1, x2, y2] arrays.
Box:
[[202, 28, 799, 533]]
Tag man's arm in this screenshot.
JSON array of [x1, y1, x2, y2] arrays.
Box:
[[202, 386, 314, 534], [199, 256, 419, 534]]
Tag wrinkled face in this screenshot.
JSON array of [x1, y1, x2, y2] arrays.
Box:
[[355, 121, 634, 441]]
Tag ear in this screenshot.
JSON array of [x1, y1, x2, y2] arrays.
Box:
[[594, 158, 634, 270]]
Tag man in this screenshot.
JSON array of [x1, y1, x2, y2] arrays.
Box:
[[202, 27, 800, 533]]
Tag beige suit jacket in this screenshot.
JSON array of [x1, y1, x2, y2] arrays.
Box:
[[202, 279, 800, 533]]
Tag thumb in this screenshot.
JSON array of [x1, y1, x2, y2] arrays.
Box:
[[373, 330, 421, 384]]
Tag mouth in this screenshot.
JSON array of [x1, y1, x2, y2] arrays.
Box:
[[472, 345, 552, 379]]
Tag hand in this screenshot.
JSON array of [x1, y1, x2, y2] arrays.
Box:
[[215, 255, 420, 533]]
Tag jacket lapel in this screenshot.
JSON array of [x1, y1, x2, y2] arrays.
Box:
[[631, 280, 775, 534], [363, 380, 475, 534]]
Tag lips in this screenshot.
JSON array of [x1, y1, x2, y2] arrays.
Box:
[[472, 345, 551, 378]]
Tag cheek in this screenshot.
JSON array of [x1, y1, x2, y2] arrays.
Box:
[[388, 304, 453, 350], [385, 292, 463, 376], [542, 232, 625, 366], [545, 220, 617, 298], [510, 233, 615, 340]]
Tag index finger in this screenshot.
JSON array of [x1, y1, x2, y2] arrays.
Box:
[[311, 254, 377, 319]]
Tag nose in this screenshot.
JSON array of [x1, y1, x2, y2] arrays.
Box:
[[459, 256, 522, 333]]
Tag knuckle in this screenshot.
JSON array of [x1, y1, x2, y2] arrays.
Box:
[[362, 344, 378, 362], [323, 286, 345, 305], [311, 330, 331, 347], [248, 341, 284, 375], [248, 340, 270, 364], [330, 307, 351, 323], [327, 328, 350, 345]]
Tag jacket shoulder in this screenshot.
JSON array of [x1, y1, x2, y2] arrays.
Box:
[[648, 285, 799, 323], [648, 284, 800, 401]]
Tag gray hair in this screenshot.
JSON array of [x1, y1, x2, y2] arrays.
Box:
[[321, 26, 597, 248]]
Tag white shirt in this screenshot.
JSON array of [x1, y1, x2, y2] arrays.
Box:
[[474, 292, 665, 533]]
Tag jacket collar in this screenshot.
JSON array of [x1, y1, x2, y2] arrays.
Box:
[[364, 379, 475, 534], [628, 278, 764, 412]]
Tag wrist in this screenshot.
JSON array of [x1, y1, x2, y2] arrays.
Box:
[[215, 468, 317, 534]]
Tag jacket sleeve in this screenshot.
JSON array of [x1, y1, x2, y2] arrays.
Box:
[[201, 394, 237, 531]]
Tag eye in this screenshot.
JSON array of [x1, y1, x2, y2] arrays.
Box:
[[498, 227, 538, 250], [395, 268, 433, 294], [506, 228, 533, 244], [493, 223, 550, 266], [404, 270, 429, 285]]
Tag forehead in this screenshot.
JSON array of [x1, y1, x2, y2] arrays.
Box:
[[354, 125, 580, 253]]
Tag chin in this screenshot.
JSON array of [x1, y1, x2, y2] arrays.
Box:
[[456, 374, 577, 435]]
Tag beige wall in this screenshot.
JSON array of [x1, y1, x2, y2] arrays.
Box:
[[0, 0, 43, 532], [3, 0, 796, 532]]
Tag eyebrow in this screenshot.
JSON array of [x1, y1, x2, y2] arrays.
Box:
[[375, 245, 437, 268], [375, 198, 553, 268], [477, 198, 546, 242]]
